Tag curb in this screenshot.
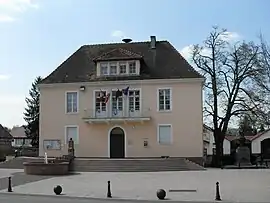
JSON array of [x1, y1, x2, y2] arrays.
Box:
[[0, 191, 242, 203]]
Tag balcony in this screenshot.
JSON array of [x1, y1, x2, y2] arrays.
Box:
[[82, 107, 151, 124]]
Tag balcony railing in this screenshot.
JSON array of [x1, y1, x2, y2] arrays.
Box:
[[82, 107, 151, 123]]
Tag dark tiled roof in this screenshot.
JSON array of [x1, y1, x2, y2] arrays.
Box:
[[41, 40, 203, 84], [0, 125, 12, 139], [93, 48, 142, 61], [225, 135, 258, 141]]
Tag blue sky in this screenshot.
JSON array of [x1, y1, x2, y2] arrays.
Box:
[[0, 0, 269, 128]]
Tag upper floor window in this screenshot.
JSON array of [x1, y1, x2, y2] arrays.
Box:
[[158, 88, 171, 111], [95, 91, 107, 114], [129, 90, 140, 112], [100, 63, 108, 76], [110, 63, 117, 75], [66, 92, 78, 113], [112, 90, 123, 116], [119, 63, 127, 74], [129, 62, 136, 74]]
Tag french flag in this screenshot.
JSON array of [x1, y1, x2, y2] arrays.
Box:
[[105, 93, 110, 103]]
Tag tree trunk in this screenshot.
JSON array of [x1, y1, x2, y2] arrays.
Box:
[[212, 130, 224, 168]]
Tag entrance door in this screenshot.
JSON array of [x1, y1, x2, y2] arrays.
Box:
[[110, 127, 125, 158]]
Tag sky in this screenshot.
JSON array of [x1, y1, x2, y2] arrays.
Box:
[[0, 0, 269, 128]]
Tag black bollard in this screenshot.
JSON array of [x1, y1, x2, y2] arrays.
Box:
[[215, 182, 221, 201], [156, 189, 166, 200], [8, 177, 12, 192], [107, 181, 112, 198], [53, 185, 62, 195]]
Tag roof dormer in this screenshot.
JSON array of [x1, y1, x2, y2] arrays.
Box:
[[94, 48, 142, 77], [93, 48, 142, 62]]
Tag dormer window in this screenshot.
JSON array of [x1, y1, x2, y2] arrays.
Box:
[[129, 62, 136, 74], [119, 63, 127, 74], [100, 63, 108, 76], [110, 63, 117, 75], [97, 61, 140, 77]]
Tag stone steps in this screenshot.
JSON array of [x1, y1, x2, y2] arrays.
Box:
[[0, 157, 205, 172], [72, 158, 205, 172]]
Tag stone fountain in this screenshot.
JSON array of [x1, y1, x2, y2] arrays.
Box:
[[44, 152, 48, 164], [23, 139, 75, 175]]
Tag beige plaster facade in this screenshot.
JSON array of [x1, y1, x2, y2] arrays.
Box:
[[39, 78, 204, 160]]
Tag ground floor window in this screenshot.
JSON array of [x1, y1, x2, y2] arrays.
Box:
[[65, 126, 79, 144], [158, 124, 172, 145]]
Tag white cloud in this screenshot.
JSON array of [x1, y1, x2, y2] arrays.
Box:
[[111, 30, 126, 38], [219, 31, 240, 42], [180, 31, 240, 61], [0, 74, 11, 80], [0, 14, 14, 22], [0, 94, 26, 128], [0, 0, 38, 22], [0, 0, 38, 12], [180, 45, 194, 61]]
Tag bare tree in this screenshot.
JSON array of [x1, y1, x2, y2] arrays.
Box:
[[259, 33, 270, 91], [258, 33, 270, 126], [192, 27, 267, 167]]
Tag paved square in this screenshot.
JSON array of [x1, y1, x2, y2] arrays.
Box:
[[0, 169, 270, 202]]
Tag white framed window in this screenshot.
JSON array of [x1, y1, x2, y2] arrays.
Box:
[[43, 139, 61, 150], [66, 92, 78, 113], [129, 62, 136, 74], [119, 63, 127, 74], [110, 63, 117, 75], [128, 89, 140, 112], [94, 90, 107, 117], [158, 124, 172, 145], [112, 90, 123, 117], [100, 63, 108, 75], [65, 126, 79, 144], [158, 88, 172, 111]]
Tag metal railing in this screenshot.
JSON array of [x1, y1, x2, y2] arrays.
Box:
[[83, 107, 151, 119]]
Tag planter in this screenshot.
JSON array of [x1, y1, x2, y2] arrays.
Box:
[[23, 161, 69, 175]]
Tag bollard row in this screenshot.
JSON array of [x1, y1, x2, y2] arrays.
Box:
[[7, 176, 222, 201]]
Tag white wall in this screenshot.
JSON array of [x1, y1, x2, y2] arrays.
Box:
[[251, 131, 270, 154], [207, 132, 230, 155], [203, 126, 231, 155], [223, 139, 231, 155]]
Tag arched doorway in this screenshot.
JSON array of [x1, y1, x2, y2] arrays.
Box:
[[261, 138, 270, 158], [109, 127, 125, 158]]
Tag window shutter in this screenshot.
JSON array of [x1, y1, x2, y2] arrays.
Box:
[[159, 125, 171, 144]]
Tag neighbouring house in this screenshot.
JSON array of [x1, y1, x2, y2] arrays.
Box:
[[38, 36, 204, 163], [203, 124, 232, 165], [225, 130, 270, 157], [10, 126, 32, 147], [251, 130, 270, 156], [203, 124, 270, 162], [203, 124, 211, 156], [0, 124, 13, 161]]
